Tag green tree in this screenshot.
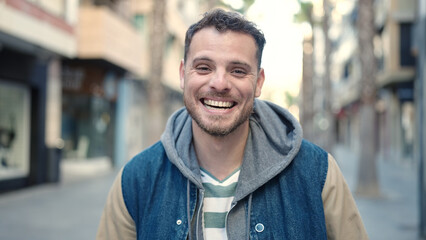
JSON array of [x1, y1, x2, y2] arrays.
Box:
[[214, 0, 255, 13]]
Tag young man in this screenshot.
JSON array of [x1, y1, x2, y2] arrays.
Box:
[[97, 9, 368, 240]]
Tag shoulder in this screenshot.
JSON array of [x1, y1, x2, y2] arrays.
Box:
[[298, 139, 328, 160], [322, 155, 368, 239], [119, 141, 191, 230], [123, 141, 168, 176], [121, 141, 169, 201], [125, 141, 166, 166], [295, 140, 329, 173], [120, 141, 171, 220], [290, 139, 329, 188], [97, 168, 137, 239]]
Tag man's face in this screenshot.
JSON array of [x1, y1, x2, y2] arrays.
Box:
[[180, 27, 265, 137]]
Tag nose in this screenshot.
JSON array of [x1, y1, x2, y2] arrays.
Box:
[[209, 69, 230, 92]]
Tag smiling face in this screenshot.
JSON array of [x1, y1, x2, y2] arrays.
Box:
[[180, 27, 265, 137]]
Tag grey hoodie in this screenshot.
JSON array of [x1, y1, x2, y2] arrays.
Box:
[[161, 99, 303, 196], [160, 99, 304, 239]]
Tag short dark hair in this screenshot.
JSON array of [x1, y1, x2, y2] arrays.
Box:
[[184, 9, 266, 69]]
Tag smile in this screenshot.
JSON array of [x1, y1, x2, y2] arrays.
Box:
[[202, 99, 235, 109]]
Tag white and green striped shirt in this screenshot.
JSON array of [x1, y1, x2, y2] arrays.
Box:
[[200, 168, 240, 240]]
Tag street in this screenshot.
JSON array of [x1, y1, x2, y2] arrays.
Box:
[[334, 145, 419, 240], [0, 145, 420, 240], [0, 167, 117, 240]]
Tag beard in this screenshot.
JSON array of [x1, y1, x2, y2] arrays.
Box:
[[184, 92, 254, 137]]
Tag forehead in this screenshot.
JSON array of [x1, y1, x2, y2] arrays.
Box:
[[187, 27, 258, 64]]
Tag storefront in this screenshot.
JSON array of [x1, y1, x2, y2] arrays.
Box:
[[0, 80, 31, 181], [61, 61, 121, 164], [0, 45, 60, 192]]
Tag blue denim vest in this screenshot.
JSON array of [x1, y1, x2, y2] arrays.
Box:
[[122, 139, 328, 239]]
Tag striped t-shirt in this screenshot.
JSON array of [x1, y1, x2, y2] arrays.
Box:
[[200, 168, 240, 240]]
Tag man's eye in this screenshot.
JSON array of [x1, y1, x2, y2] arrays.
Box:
[[195, 66, 211, 73], [232, 69, 247, 77]]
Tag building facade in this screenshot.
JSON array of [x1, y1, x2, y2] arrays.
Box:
[[0, 0, 78, 191], [60, 0, 147, 168], [61, 0, 202, 168], [330, 0, 416, 164], [0, 0, 207, 192], [415, 0, 426, 236], [319, 0, 421, 236]]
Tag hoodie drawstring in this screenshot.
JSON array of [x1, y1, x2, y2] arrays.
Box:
[[187, 179, 192, 240], [246, 193, 253, 240]]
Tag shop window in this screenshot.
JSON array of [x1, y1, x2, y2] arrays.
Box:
[[401, 102, 414, 161], [0, 81, 31, 180]]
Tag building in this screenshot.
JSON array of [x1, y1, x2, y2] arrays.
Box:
[[326, 0, 420, 233], [414, 0, 426, 236], [61, 0, 203, 169], [61, 0, 148, 168], [330, 0, 416, 164], [304, 0, 421, 233], [0, 0, 78, 191], [0, 0, 208, 192], [374, 0, 416, 164]]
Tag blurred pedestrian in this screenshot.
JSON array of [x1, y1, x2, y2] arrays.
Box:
[[97, 9, 367, 240]]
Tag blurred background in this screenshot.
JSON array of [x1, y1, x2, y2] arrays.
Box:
[[0, 0, 424, 239]]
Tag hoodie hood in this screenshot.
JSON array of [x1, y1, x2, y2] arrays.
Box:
[[160, 99, 303, 199]]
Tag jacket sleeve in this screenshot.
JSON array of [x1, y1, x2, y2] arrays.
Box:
[[96, 168, 136, 240], [322, 154, 369, 240]]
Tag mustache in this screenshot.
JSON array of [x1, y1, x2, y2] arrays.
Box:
[[197, 91, 237, 99]]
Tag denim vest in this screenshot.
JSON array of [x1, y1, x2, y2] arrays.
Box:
[[122, 140, 328, 239]]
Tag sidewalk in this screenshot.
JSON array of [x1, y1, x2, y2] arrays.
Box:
[[0, 163, 117, 240], [334, 145, 419, 240], [0, 146, 420, 240]]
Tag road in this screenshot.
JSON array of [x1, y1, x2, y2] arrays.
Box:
[[0, 145, 420, 239]]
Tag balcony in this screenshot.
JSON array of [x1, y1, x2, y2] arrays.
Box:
[[77, 6, 147, 77], [377, 67, 415, 88]]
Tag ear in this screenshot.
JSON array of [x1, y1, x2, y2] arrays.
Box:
[[179, 59, 185, 90], [255, 68, 265, 97]]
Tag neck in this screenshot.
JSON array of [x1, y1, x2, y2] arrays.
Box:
[[192, 121, 249, 181]]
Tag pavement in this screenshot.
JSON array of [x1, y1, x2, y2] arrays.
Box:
[[0, 145, 421, 240], [334, 145, 419, 240], [0, 161, 118, 240]]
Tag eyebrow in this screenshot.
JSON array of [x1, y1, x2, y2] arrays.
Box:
[[191, 56, 213, 64], [229, 61, 252, 71]]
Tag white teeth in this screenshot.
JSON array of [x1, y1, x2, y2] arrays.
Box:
[[204, 99, 233, 108]]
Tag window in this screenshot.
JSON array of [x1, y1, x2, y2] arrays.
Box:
[[400, 23, 415, 67], [0, 81, 31, 180]]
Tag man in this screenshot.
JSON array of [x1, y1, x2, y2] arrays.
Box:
[[97, 9, 368, 240]]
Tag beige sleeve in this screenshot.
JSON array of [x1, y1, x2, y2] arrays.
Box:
[[96, 168, 136, 240], [322, 154, 369, 240]]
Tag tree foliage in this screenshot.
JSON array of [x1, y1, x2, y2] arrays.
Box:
[[293, 1, 313, 24]]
